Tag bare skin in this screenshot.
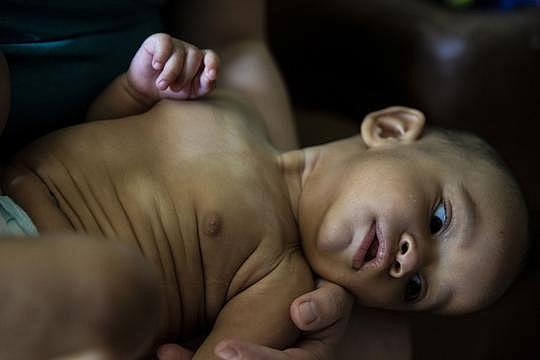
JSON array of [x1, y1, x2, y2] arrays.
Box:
[[1, 9, 528, 357], [2, 90, 528, 360], [3, 98, 527, 359], [2, 92, 314, 358], [0, 234, 163, 359], [1, 0, 350, 357], [0, 29, 345, 360]]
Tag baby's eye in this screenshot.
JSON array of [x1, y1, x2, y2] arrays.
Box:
[[404, 273, 423, 302], [430, 202, 447, 234]]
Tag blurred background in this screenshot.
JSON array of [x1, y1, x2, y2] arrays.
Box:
[[267, 0, 540, 358]]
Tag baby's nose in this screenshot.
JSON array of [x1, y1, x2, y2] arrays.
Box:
[[390, 233, 419, 278]]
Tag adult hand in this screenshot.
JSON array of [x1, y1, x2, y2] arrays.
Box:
[[156, 344, 193, 360], [156, 279, 354, 360]]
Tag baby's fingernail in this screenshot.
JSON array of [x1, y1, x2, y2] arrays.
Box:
[[157, 80, 168, 89], [216, 346, 239, 360], [299, 301, 317, 325], [153, 61, 163, 70], [206, 68, 216, 79]]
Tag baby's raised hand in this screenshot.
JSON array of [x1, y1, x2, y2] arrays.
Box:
[[127, 33, 219, 102]]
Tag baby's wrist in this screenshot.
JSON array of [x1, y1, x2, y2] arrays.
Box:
[[124, 73, 159, 110]]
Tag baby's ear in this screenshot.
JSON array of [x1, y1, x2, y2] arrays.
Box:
[[360, 106, 425, 148]]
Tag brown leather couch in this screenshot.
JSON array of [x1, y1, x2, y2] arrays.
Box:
[[268, 1, 540, 358]]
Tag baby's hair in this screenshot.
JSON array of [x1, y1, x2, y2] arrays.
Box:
[[422, 126, 537, 279], [422, 126, 514, 185]]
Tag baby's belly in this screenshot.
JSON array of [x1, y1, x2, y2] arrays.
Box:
[[1, 150, 209, 340]]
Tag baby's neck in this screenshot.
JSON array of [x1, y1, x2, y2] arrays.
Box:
[[277, 147, 320, 222]]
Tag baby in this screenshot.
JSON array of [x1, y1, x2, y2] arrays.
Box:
[[0, 34, 529, 359]]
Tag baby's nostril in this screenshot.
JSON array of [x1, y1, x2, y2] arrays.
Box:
[[401, 242, 408, 254]]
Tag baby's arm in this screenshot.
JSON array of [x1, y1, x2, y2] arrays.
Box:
[[86, 33, 219, 121], [194, 249, 314, 359]]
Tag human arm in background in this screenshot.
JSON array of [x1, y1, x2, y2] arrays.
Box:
[[166, 0, 298, 151], [85, 33, 219, 121]]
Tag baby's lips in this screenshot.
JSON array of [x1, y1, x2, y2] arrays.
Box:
[[352, 222, 377, 270]]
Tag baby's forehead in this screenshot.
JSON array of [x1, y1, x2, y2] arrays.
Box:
[[421, 132, 516, 197]]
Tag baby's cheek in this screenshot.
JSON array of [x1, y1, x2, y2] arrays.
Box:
[[351, 276, 402, 310]]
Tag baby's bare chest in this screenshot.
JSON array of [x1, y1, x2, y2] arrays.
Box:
[[6, 114, 298, 337]]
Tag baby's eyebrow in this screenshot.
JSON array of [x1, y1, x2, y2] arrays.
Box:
[[458, 183, 477, 249]]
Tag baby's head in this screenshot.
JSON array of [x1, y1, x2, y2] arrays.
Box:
[[298, 106, 529, 314]]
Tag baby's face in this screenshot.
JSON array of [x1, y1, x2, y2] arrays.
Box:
[[299, 133, 527, 314]]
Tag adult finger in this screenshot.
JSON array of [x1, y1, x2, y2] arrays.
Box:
[[156, 343, 193, 360], [215, 339, 292, 360], [290, 279, 353, 335], [214, 338, 334, 360], [53, 350, 108, 360]]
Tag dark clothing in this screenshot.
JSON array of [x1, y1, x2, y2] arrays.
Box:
[[0, 0, 164, 157]]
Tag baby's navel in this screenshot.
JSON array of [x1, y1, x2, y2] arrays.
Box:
[[202, 212, 223, 237]]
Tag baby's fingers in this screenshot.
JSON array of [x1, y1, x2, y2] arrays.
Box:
[[202, 49, 219, 83], [155, 49, 185, 91], [190, 50, 220, 98], [169, 47, 203, 92], [143, 33, 174, 71]]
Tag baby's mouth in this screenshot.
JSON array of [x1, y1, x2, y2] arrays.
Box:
[[366, 234, 379, 262], [352, 222, 380, 270]]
